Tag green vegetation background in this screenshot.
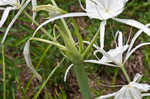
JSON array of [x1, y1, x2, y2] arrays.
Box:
[[0, 0, 150, 98]]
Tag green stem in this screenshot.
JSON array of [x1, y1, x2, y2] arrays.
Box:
[[73, 63, 92, 99], [30, 38, 66, 50], [82, 29, 100, 58], [72, 19, 83, 53], [2, 45, 6, 99], [120, 64, 131, 83], [51, 0, 75, 44], [51, 1, 91, 98], [33, 58, 65, 99], [23, 11, 54, 41]]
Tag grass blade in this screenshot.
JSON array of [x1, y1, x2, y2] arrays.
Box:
[[33, 58, 65, 99], [2, 45, 6, 99]]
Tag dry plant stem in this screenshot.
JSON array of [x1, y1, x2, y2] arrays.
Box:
[[23, 45, 51, 95], [2, 45, 6, 99], [119, 64, 131, 83]]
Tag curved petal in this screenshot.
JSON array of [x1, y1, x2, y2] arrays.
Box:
[[83, 41, 99, 49], [142, 93, 150, 97], [131, 82, 150, 92], [115, 31, 123, 47], [133, 73, 142, 82], [124, 42, 150, 64], [0, 7, 5, 10], [0, 7, 12, 28], [96, 48, 119, 64], [33, 12, 88, 37], [64, 64, 74, 82], [113, 18, 150, 36], [1, 0, 31, 44], [84, 60, 117, 67], [100, 20, 107, 49], [127, 23, 150, 53], [78, 0, 85, 11]]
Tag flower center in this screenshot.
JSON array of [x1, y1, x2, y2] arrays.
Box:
[[104, 8, 109, 13], [15, 2, 21, 9], [127, 85, 131, 88]]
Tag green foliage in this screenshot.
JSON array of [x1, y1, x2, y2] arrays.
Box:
[[1, 0, 150, 98]]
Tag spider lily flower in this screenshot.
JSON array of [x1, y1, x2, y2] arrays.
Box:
[[96, 73, 150, 99], [33, 0, 150, 49], [84, 27, 150, 67], [1, 0, 35, 44], [85, 0, 128, 20]]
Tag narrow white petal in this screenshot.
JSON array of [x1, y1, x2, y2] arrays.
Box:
[[84, 60, 117, 67], [94, 49, 102, 60], [142, 93, 150, 97], [1, 0, 31, 44], [118, 31, 123, 47], [0, 7, 5, 10], [127, 23, 150, 53], [32, 0, 37, 22], [124, 42, 150, 63], [100, 20, 107, 49], [33, 12, 88, 37], [64, 64, 74, 82], [0, 7, 12, 28], [78, 0, 85, 11], [133, 73, 142, 82], [83, 41, 100, 49], [115, 31, 123, 47], [131, 82, 150, 92], [96, 92, 116, 99], [23, 41, 42, 81], [97, 48, 118, 64], [113, 18, 150, 36]]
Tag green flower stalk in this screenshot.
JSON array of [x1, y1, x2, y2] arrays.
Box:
[[23, 6, 100, 98], [2, 45, 6, 99]]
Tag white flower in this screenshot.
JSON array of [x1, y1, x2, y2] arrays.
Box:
[[84, 25, 150, 67], [33, 0, 150, 49], [85, 0, 127, 20], [1, 0, 37, 44], [96, 73, 150, 99]]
